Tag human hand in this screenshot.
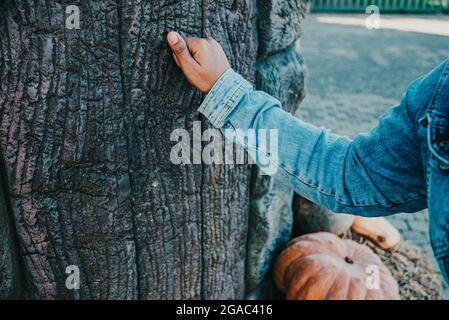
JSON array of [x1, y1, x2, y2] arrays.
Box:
[[167, 31, 231, 93]]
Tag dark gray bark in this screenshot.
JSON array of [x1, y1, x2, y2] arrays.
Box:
[[246, 1, 308, 299], [0, 159, 22, 298], [257, 0, 307, 58], [0, 0, 257, 299]]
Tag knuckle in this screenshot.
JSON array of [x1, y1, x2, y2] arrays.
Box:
[[190, 40, 208, 53], [188, 37, 198, 44], [174, 44, 187, 55], [199, 39, 209, 47], [185, 37, 194, 45], [189, 39, 200, 49]]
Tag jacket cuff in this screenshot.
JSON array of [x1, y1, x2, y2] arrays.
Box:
[[198, 68, 253, 128]]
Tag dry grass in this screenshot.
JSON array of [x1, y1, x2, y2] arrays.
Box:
[[345, 231, 443, 300]]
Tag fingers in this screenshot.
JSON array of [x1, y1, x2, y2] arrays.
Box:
[[184, 37, 208, 62], [167, 33, 230, 93], [167, 31, 198, 69]]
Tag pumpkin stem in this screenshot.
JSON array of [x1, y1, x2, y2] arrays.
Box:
[[345, 256, 354, 264]]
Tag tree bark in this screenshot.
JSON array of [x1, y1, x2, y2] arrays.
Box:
[[245, 0, 307, 299], [0, 0, 257, 299]]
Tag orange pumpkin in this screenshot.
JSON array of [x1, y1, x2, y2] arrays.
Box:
[[273, 232, 400, 300]]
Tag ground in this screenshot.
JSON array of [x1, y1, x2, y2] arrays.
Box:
[[297, 14, 449, 298]]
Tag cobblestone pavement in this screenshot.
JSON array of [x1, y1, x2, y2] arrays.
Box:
[[296, 14, 449, 298]]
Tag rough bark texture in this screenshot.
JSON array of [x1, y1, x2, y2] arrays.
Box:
[[246, 0, 308, 299], [257, 0, 307, 58], [0, 159, 22, 299], [0, 0, 257, 299]]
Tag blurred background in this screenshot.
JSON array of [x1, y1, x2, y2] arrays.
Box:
[[297, 0, 449, 298]]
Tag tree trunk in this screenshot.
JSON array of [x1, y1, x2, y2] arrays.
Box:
[[0, 0, 257, 299], [245, 0, 307, 298]]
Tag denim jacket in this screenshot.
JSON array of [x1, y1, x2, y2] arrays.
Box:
[[198, 58, 449, 284]]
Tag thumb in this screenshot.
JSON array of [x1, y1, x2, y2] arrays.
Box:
[[167, 31, 197, 68]]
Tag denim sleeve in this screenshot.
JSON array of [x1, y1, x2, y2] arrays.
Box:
[[198, 69, 428, 217]]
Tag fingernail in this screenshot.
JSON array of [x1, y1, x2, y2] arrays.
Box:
[[168, 32, 179, 45]]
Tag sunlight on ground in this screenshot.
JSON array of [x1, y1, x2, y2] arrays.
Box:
[[317, 15, 449, 36]]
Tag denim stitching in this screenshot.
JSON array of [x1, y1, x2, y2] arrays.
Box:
[[214, 81, 252, 127]]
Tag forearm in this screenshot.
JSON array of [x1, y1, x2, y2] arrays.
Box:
[[199, 69, 427, 216]]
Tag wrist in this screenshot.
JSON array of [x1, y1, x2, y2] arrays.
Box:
[[198, 69, 253, 128]]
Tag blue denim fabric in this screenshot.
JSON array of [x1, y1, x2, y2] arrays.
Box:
[[198, 58, 449, 284]]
